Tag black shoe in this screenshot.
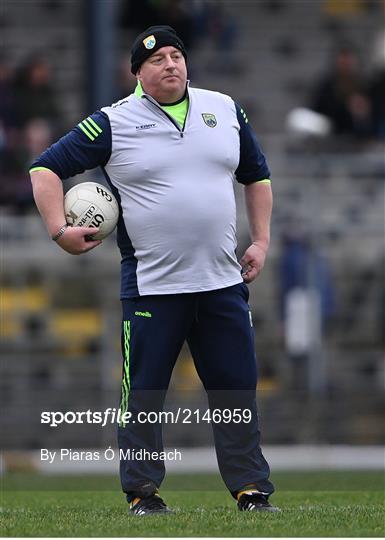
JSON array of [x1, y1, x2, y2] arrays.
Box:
[[129, 494, 172, 516], [237, 491, 280, 512]]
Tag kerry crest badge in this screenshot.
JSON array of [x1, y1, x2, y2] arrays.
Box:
[[202, 113, 217, 128], [143, 35, 156, 49]]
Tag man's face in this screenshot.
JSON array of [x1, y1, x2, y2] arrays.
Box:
[[136, 45, 187, 103]]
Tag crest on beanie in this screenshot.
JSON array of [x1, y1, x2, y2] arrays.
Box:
[[143, 35, 156, 49]]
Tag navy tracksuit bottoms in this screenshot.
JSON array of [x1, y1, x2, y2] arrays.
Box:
[[118, 283, 274, 500]]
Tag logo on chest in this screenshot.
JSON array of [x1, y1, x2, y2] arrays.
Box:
[[202, 113, 217, 128], [136, 123, 157, 131]]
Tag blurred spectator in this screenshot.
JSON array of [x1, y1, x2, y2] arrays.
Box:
[[12, 54, 62, 133], [369, 31, 385, 139], [0, 119, 52, 213], [1, 54, 60, 213], [24, 119, 53, 159], [114, 55, 138, 101], [0, 57, 17, 131], [279, 226, 335, 332], [119, 0, 240, 73], [0, 58, 18, 177], [193, 1, 239, 73], [119, 0, 194, 48], [119, 0, 162, 32], [278, 223, 335, 390], [309, 44, 372, 139], [378, 252, 385, 348]]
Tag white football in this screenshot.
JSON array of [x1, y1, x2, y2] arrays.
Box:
[[64, 182, 119, 240]]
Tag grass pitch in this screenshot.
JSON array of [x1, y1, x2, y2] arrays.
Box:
[[1, 471, 384, 537]]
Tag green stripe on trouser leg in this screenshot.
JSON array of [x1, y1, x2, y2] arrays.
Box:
[[119, 320, 131, 427]]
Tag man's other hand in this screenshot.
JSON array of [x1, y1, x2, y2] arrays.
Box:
[[240, 242, 267, 283]]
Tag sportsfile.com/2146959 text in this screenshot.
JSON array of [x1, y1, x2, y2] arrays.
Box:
[[41, 408, 253, 427]]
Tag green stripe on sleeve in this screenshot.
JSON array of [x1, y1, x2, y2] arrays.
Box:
[[240, 108, 249, 123], [29, 166, 55, 174], [82, 118, 98, 137], [78, 122, 95, 141], [256, 179, 271, 184], [87, 116, 103, 133]]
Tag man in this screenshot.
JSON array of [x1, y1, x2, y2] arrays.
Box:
[[30, 25, 277, 515]]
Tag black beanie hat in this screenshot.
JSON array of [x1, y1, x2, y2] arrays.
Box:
[[130, 25, 187, 75]]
